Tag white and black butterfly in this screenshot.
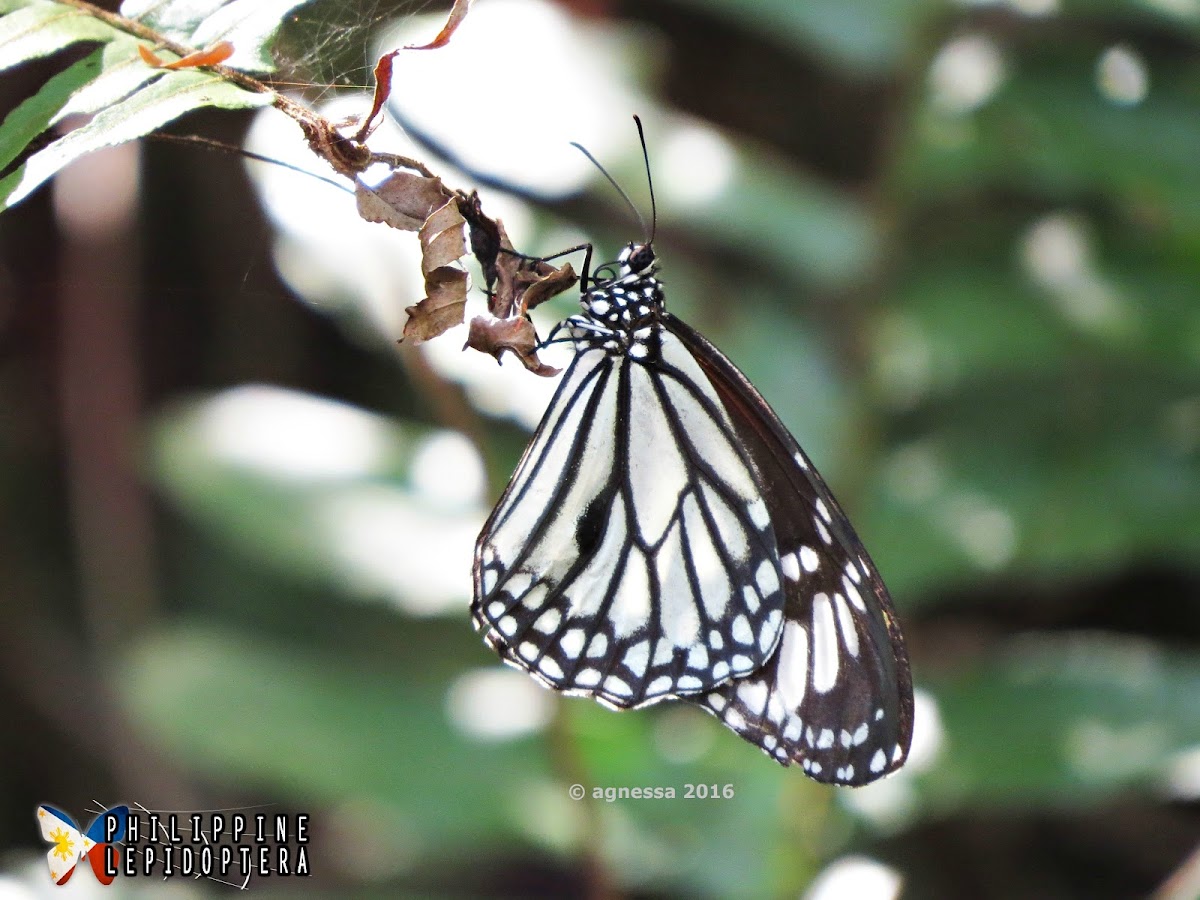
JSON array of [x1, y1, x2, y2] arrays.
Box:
[[471, 130, 912, 786]]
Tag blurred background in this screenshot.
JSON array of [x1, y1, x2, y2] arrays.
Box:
[[2, 0, 1200, 896]]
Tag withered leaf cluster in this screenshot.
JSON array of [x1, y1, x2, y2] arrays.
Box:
[[356, 173, 575, 375]]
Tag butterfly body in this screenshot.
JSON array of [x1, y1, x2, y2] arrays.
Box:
[[473, 243, 912, 785]]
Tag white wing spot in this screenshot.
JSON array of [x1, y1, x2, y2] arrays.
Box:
[[487, 601, 506, 619], [843, 576, 867, 612], [748, 498, 770, 529], [815, 498, 832, 524], [755, 559, 780, 596], [800, 546, 820, 573], [576, 668, 601, 686], [840, 730, 852, 748], [519, 642, 539, 661], [780, 552, 801, 581], [712, 660, 730, 680], [560, 629, 585, 658], [540, 658, 563, 679], [587, 633, 608, 658], [742, 584, 761, 612], [737, 681, 768, 714], [811, 593, 840, 693], [834, 593, 860, 658], [709, 630, 724, 650], [629, 343, 648, 360], [731, 654, 752, 671], [624, 640, 650, 673], [763, 735, 778, 751], [709, 694, 727, 711], [687, 644, 709, 670], [843, 764, 855, 781], [653, 642, 674, 665], [648, 675, 673, 694], [732, 614, 753, 645], [815, 517, 832, 545], [725, 708, 746, 730], [793, 451, 809, 470], [818, 728, 835, 749], [499, 616, 518, 637], [875, 708, 885, 721], [482, 568, 498, 594], [809, 761, 822, 775], [784, 721, 802, 741], [533, 608, 562, 634], [678, 675, 703, 691], [854, 723, 869, 745], [870, 749, 887, 773], [777, 622, 809, 710], [892, 744, 903, 762], [760, 608, 782, 652], [845, 562, 862, 584], [604, 676, 632, 697]]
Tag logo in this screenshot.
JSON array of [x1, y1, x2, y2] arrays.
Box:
[[35, 805, 128, 885], [35, 804, 311, 886]]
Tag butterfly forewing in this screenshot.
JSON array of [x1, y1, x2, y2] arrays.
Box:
[[666, 314, 914, 785], [474, 327, 787, 709]]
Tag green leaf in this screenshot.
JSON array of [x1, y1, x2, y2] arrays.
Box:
[[0, 45, 104, 171], [0, 1, 122, 69], [0, 67, 269, 211]]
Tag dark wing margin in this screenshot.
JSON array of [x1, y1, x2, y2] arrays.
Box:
[[665, 313, 914, 786]]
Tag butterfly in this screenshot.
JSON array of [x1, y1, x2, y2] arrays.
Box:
[[471, 121, 912, 786], [36, 804, 128, 885]]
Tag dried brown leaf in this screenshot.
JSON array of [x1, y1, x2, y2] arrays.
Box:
[[405, 0, 473, 50], [354, 51, 399, 143], [400, 199, 469, 344], [465, 315, 560, 377], [457, 191, 502, 289], [357, 172, 453, 231]]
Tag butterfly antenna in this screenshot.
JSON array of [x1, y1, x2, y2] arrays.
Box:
[[633, 115, 656, 244], [569, 140, 649, 241]]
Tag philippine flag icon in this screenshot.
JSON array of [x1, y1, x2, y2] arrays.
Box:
[[36, 805, 128, 885]]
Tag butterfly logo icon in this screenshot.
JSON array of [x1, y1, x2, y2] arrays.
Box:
[[35, 804, 128, 885]]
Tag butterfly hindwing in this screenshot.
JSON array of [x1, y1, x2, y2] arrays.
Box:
[[473, 329, 787, 709], [665, 313, 914, 785]]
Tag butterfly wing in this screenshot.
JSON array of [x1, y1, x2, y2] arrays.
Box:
[[474, 331, 787, 709], [84, 805, 128, 885], [665, 314, 913, 785], [36, 805, 84, 885]]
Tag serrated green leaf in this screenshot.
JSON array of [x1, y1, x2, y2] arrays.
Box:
[[56, 35, 162, 120], [0, 37, 152, 172], [0, 45, 103, 171], [0, 67, 269, 211], [0, 0, 122, 69]]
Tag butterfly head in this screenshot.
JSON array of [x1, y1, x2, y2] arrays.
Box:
[[618, 242, 657, 278]]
